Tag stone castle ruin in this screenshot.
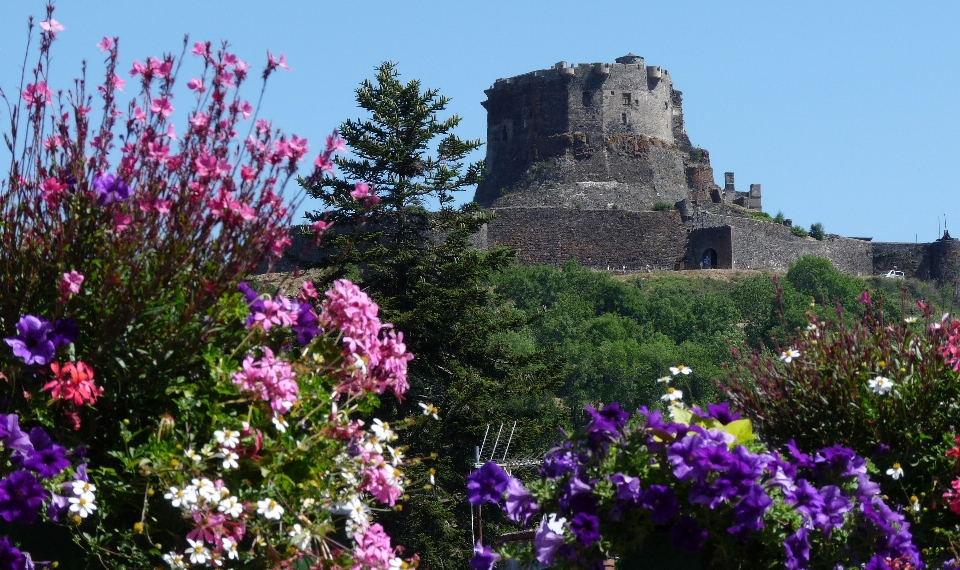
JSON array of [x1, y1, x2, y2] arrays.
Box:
[[472, 55, 960, 280]]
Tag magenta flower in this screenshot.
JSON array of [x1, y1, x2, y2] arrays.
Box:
[[4, 315, 56, 365], [96, 37, 114, 52], [150, 97, 174, 118], [60, 270, 85, 297], [350, 182, 380, 209], [93, 173, 131, 206], [39, 19, 65, 36]]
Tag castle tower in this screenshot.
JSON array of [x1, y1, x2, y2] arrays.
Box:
[[473, 55, 717, 210]]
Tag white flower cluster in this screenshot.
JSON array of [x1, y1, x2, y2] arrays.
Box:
[[164, 477, 244, 518], [68, 480, 98, 518], [163, 536, 239, 568]]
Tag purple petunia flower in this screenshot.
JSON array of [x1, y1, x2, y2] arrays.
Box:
[[670, 515, 707, 552], [814, 444, 866, 479], [0, 415, 33, 455], [505, 477, 539, 526], [784, 439, 815, 470], [609, 473, 641, 504], [785, 479, 824, 523], [50, 318, 79, 348], [0, 470, 48, 524], [705, 402, 740, 425], [4, 315, 56, 365], [784, 527, 810, 570], [728, 484, 772, 538], [293, 303, 321, 344], [0, 537, 25, 570], [570, 511, 601, 547], [641, 485, 679, 525], [22, 427, 70, 479], [469, 543, 500, 570], [540, 445, 577, 479], [466, 462, 510, 505], [667, 433, 705, 481], [534, 516, 565, 565], [93, 173, 131, 206], [814, 485, 851, 535], [46, 492, 70, 522], [584, 403, 628, 448]]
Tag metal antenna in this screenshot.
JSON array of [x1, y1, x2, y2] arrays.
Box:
[[502, 421, 517, 462], [477, 425, 490, 463], [488, 424, 504, 462]]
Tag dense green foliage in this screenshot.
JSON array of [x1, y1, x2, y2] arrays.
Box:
[[809, 221, 826, 240], [652, 201, 676, 211]]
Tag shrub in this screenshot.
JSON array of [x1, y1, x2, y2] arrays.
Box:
[[718, 298, 960, 563], [469, 402, 918, 569], [791, 225, 809, 238], [773, 211, 786, 224], [652, 201, 675, 211], [809, 222, 825, 240], [746, 210, 775, 223]]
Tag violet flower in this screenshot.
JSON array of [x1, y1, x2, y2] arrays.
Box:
[[50, 318, 79, 348], [93, 173, 131, 205], [0, 537, 25, 570], [466, 462, 509, 505], [534, 516, 565, 565], [504, 477, 539, 526], [22, 427, 70, 479], [640, 485, 679, 524], [0, 470, 48, 524], [814, 485, 851, 535], [469, 542, 500, 570], [4, 315, 55, 365], [0, 414, 33, 455], [727, 484, 772, 538], [570, 511, 601, 547], [784, 527, 810, 570]]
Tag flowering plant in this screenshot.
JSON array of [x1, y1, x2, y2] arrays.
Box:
[[720, 295, 960, 562], [468, 401, 919, 570], [0, 5, 426, 568]]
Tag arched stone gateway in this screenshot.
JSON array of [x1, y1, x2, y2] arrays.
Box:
[[701, 248, 718, 269]]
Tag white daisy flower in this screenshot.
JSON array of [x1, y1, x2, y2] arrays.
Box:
[[164, 486, 197, 508], [162, 552, 187, 569], [886, 463, 904, 480], [185, 449, 203, 464], [345, 495, 370, 525], [222, 537, 240, 560], [68, 492, 97, 518], [71, 480, 96, 496], [289, 523, 312, 549], [387, 446, 404, 466], [214, 429, 240, 448], [418, 402, 440, 420], [209, 551, 224, 568], [669, 365, 692, 376], [779, 349, 800, 364], [218, 449, 240, 470], [257, 497, 284, 520], [910, 495, 920, 512], [868, 376, 894, 395], [217, 495, 244, 518], [904, 317, 918, 324], [371, 419, 396, 442], [185, 539, 209, 564], [272, 415, 289, 433], [661, 387, 684, 402], [656, 376, 672, 384]]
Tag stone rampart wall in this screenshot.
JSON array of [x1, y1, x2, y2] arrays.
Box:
[[487, 207, 687, 270], [724, 217, 873, 274]]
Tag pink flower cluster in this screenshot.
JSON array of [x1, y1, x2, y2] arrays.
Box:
[[939, 318, 960, 371], [360, 463, 403, 507], [350, 182, 380, 210], [319, 280, 413, 398], [59, 270, 84, 299], [231, 347, 299, 413], [352, 524, 403, 570]]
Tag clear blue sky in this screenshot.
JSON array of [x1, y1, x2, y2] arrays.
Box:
[[2, 0, 958, 242]]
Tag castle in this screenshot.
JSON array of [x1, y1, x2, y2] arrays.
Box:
[[472, 55, 960, 281]]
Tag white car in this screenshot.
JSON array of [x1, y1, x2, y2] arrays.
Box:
[[880, 270, 905, 279]]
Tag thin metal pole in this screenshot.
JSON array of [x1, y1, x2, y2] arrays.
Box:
[[477, 425, 490, 465], [502, 421, 517, 462], [489, 424, 504, 462]]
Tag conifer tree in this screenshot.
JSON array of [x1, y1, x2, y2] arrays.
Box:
[[302, 62, 563, 568]]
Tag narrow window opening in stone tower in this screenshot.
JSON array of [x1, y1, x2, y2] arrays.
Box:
[[621, 113, 627, 125], [582, 91, 592, 106], [622, 93, 631, 105], [664, 102, 668, 110]]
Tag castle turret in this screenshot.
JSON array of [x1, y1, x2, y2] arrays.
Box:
[[474, 55, 712, 210]]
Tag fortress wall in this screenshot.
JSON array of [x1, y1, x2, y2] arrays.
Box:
[[687, 226, 733, 269], [724, 217, 873, 274], [487, 207, 687, 270], [873, 243, 932, 279]]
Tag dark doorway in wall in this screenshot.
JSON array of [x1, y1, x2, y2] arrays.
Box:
[[701, 248, 718, 269]]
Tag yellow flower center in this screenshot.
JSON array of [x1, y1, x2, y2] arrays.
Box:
[[893, 463, 901, 470]]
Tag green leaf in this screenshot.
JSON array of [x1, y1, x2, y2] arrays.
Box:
[[723, 419, 757, 445]]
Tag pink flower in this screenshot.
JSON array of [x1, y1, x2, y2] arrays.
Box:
[[187, 78, 205, 92], [147, 141, 170, 162], [110, 74, 126, 92], [133, 107, 146, 122], [298, 281, 319, 302], [191, 41, 209, 57], [270, 235, 291, 257], [21, 82, 52, 109], [326, 133, 346, 154], [150, 97, 174, 119], [130, 60, 146, 76], [311, 219, 332, 238], [166, 123, 177, 141], [44, 362, 104, 407], [59, 270, 85, 297], [232, 347, 299, 413], [39, 19, 65, 35], [239, 101, 253, 120], [360, 465, 403, 506], [314, 153, 335, 174], [40, 177, 67, 207], [240, 165, 256, 182], [266, 50, 290, 72], [255, 119, 271, 134], [351, 182, 380, 209], [96, 37, 114, 52], [113, 213, 132, 233], [353, 524, 399, 568]]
